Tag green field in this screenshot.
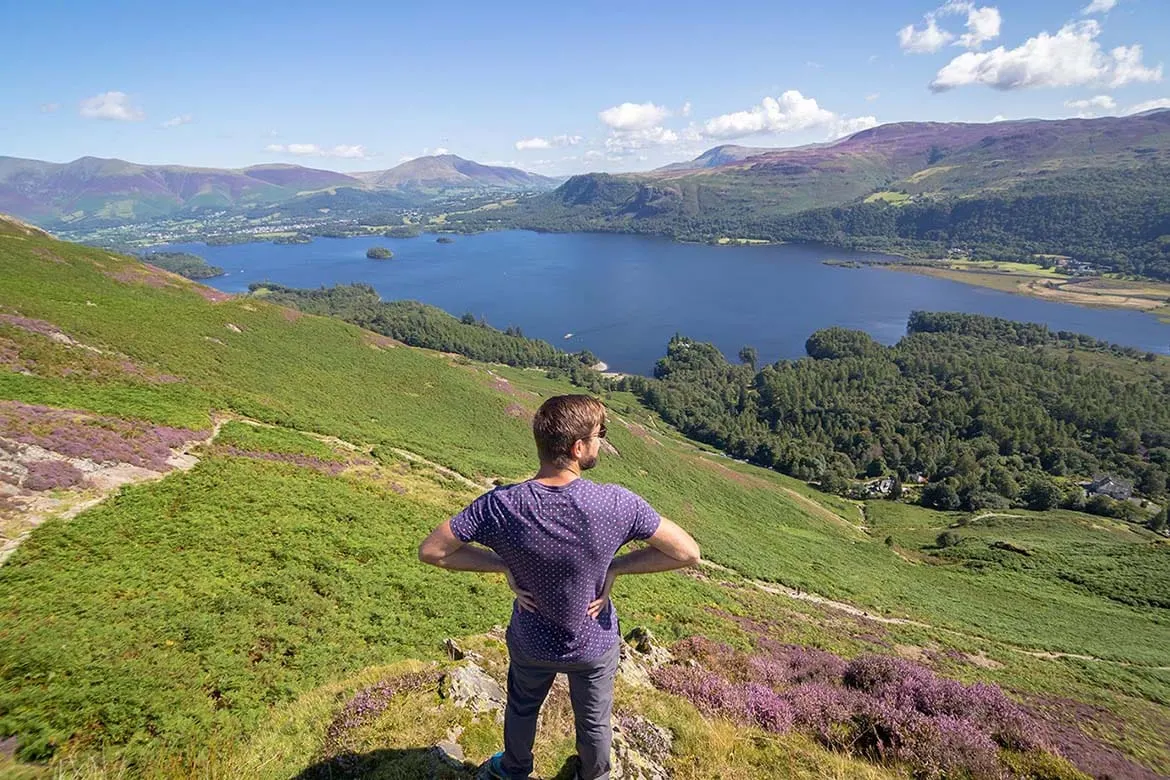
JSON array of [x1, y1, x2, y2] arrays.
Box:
[[0, 218, 1167, 778]]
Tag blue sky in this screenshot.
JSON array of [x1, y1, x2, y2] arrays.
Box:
[[2, 0, 1168, 175]]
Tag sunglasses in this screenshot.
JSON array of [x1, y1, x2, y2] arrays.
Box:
[[584, 423, 607, 441]]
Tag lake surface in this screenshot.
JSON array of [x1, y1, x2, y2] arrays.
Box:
[[174, 231, 1170, 375]]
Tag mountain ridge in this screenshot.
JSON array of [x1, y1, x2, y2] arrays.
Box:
[[0, 153, 556, 227]]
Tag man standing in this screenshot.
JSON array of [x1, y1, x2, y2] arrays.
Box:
[[419, 394, 701, 780]]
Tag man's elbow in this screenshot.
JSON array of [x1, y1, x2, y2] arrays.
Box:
[[418, 544, 443, 566], [680, 542, 702, 567]]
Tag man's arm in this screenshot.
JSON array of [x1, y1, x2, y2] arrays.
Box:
[[612, 517, 701, 574], [418, 519, 537, 610], [587, 517, 700, 617], [418, 519, 507, 572]]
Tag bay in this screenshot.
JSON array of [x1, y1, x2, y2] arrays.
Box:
[[172, 231, 1170, 375]]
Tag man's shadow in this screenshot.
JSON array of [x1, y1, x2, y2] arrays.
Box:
[[292, 747, 580, 780]]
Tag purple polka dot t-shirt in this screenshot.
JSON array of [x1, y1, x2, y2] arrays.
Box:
[[450, 478, 661, 663]]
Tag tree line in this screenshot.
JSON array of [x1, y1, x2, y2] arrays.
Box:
[[249, 283, 603, 384], [616, 312, 1169, 521]]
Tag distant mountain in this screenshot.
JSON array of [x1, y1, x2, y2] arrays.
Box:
[[451, 111, 1170, 280], [656, 144, 783, 172], [0, 154, 555, 228], [545, 112, 1170, 220], [353, 154, 556, 191]]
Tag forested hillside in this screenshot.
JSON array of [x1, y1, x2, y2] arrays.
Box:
[[620, 312, 1170, 516]]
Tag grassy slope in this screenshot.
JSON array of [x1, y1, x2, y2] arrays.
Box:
[[0, 222, 1167, 776]]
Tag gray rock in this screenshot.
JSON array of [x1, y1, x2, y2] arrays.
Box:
[[440, 662, 505, 721], [612, 714, 673, 780]]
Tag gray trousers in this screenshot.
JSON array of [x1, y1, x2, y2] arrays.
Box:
[[501, 638, 620, 780]]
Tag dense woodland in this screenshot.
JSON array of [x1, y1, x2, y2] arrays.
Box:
[[138, 251, 224, 279], [251, 282, 602, 381], [617, 313, 1169, 520], [454, 166, 1170, 281]]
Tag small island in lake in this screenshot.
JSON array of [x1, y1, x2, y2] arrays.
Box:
[[436, 236, 455, 244], [139, 251, 225, 279], [366, 247, 394, 260]]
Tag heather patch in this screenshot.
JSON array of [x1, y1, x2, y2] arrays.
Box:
[[22, 460, 84, 492], [192, 286, 232, 303], [104, 264, 180, 290], [218, 446, 349, 475], [0, 313, 65, 340], [0, 401, 205, 472], [321, 670, 438, 765], [654, 639, 1055, 779]]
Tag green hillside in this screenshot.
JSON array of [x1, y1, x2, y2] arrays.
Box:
[[0, 217, 1167, 778]]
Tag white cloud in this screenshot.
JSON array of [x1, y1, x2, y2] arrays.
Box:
[[899, 3, 1001, 53], [1081, 0, 1118, 14], [930, 20, 1162, 91], [265, 143, 371, 159], [699, 91, 877, 142], [160, 114, 193, 128], [866, 93, 881, 102], [830, 115, 880, 138], [40, 102, 59, 113], [702, 91, 834, 138], [956, 5, 1002, 49], [514, 134, 582, 151], [598, 101, 670, 130], [79, 91, 144, 121], [991, 114, 1008, 121], [899, 16, 955, 53], [604, 126, 681, 153], [1064, 94, 1116, 116], [1128, 97, 1170, 114], [515, 137, 551, 150], [681, 101, 692, 116]]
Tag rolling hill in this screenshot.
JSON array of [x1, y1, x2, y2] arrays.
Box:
[[0, 154, 556, 229], [0, 215, 1167, 778], [354, 153, 555, 191]]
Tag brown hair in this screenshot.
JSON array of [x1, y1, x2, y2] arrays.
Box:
[[533, 394, 606, 466]]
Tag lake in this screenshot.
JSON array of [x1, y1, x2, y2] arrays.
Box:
[[173, 231, 1170, 375]]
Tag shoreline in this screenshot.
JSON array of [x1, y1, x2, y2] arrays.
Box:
[[855, 260, 1170, 323]]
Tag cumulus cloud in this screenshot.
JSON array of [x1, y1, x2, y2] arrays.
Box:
[[830, 115, 880, 138], [899, 2, 1000, 54], [955, 4, 1002, 49], [1128, 97, 1170, 113], [598, 101, 670, 130], [514, 134, 582, 151], [1065, 94, 1116, 116], [515, 137, 551, 150], [79, 91, 144, 121], [40, 102, 60, 113], [265, 143, 370, 159], [1081, 0, 1118, 14], [899, 17, 954, 53], [930, 20, 1162, 91], [681, 101, 692, 116], [161, 114, 193, 128], [701, 90, 874, 141], [604, 126, 682, 153]]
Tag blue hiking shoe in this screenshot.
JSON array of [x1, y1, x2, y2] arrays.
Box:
[[481, 751, 510, 779]]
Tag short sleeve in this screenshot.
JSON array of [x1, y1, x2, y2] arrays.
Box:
[[625, 492, 662, 543], [449, 491, 497, 545]]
